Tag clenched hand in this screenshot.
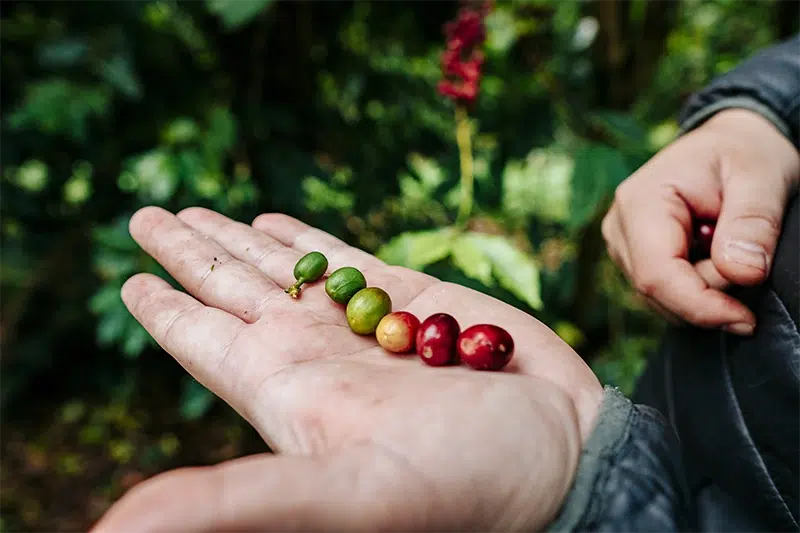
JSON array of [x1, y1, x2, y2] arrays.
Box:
[[602, 109, 799, 334]]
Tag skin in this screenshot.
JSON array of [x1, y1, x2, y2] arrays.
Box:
[[602, 109, 800, 335], [90, 206, 604, 533]]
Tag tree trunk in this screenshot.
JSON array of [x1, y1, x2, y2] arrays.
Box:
[[633, 0, 678, 97], [591, 0, 678, 110], [591, 0, 631, 109]]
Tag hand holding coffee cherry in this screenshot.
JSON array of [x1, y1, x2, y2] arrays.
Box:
[[602, 108, 800, 334], [91, 206, 603, 533]]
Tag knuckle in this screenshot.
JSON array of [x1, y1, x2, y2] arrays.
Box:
[[176, 206, 208, 220], [613, 179, 636, 205], [252, 212, 290, 229], [632, 273, 661, 298], [732, 212, 782, 239], [682, 307, 710, 325], [160, 303, 198, 343], [252, 240, 283, 268]]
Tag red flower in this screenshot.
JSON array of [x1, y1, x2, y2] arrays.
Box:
[[438, 1, 492, 107]]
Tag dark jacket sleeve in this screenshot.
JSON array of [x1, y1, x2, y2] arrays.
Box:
[[546, 387, 694, 533], [678, 34, 800, 149]]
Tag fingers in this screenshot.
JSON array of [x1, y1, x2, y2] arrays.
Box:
[[615, 192, 755, 330], [251, 212, 437, 308], [129, 206, 279, 322], [694, 259, 730, 291], [177, 207, 357, 327], [121, 273, 255, 415], [177, 207, 303, 291], [91, 447, 429, 533], [253, 213, 385, 272], [711, 176, 789, 286]]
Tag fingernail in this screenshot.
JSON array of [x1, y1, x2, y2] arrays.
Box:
[[723, 239, 768, 272], [723, 322, 755, 336]]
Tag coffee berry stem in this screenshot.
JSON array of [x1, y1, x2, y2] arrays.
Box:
[[285, 278, 306, 299]]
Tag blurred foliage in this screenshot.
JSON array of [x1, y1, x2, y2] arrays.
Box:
[[0, 0, 794, 527]]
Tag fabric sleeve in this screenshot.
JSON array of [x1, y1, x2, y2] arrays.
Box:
[[545, 386, 693, 532], [678, 34, 800, 149]]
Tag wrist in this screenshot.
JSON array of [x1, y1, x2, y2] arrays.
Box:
[[545, 388, 691, 532], [705, 108, 800, 187], [706, 107, 790, 138]]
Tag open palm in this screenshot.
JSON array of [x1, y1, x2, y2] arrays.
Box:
[[92, 206, 603, 533]]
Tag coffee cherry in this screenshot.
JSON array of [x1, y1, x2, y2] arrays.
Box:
[[376, 311, 420, 353], [325, 267, 367, 305], [416, 313, 460, 366], [457, 324, 514, 371], [346, 288, 392, 335], [693, 220, 716, 259], [285, 251, 328, 298]]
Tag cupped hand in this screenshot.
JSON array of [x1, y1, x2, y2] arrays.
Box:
[[602, 108, 799, 334], [91, 206, 603, 533]]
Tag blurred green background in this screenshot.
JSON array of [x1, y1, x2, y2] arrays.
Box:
[[1, 0, 795, 529]]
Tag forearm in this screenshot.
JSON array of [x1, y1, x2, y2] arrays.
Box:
[[678, 34, 800, 149]]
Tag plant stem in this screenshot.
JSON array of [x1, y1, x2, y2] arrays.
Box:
[[285, 277, 306, 298], [454, 105, 474, 228]]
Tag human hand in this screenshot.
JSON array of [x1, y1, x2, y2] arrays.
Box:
[[602, 108, 799, 334], [91, 206, 604, 533]]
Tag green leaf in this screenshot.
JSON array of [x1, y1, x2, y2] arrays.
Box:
[[648, 120, 679, 150], [6, 78, 111, 142], [553, 321, 586, 348], [407, 153, 445, 191], [590, 337, 653, 395], [63, 173, 92, 205], [122, 323, 151, 359], [37, 38, 89, 68], [12, 160, 49, 193], [398, 172, 427, 201], [588, 111, 650, 152], [485, 7, 519, 53], [93, 250, 139, 280], [93, 216, 138, 252], [466, 233, 543, 310], [163, 118, 200, 145], [60, 400, 87, 424], [376, 228, 454, 270], [451, 233, 494, 287], [302, 176, 354, 213], [89, 284, 122, 314], [501, 148, 573, 223], [127, 150, 179, 203], [180, 378, 216, 421], [205, 106, 237, 155], [98, 55, 142, 100], [97, 308, 129, 347], [568, 144, 628, 231], [206, 0, 272, 30]]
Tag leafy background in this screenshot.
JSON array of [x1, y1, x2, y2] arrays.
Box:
[[1, 0, 795, 529]]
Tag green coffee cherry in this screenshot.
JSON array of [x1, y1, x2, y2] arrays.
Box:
[[346, 287, 392, 335], [285, 251, 328, 298], [325, 267, 367, 305]]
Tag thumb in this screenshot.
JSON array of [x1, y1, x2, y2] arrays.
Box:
[[711, 174, 791, 286], [90, 446, 431, 533]]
